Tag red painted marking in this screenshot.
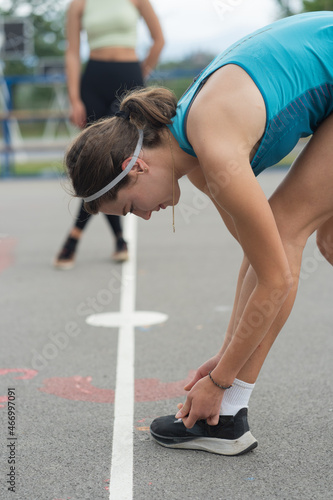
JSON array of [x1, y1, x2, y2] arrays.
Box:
[[0, 238, 16, 273], [0, 368, 38, 380], [0, 369, 38, 408], [135, 371, 196, 402], [38, 371, 196, 403], [39, 376, 115, 403], [0, 395, 8, 406]]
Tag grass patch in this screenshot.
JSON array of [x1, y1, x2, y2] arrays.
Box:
[[2, 160, 65, 177]]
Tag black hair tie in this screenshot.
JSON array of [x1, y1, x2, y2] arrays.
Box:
[[115, 109, 130, 121]]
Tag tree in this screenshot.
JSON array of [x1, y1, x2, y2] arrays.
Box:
[[0, 0, 68, 75], [302, 0, 333, 11], [275, 0, 333, 16], [274, 0, 296, 16]]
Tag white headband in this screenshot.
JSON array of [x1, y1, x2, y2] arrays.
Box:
[[83, 129, 144, 203]]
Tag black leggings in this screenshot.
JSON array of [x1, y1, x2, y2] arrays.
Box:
[[74, 60, 144, 235]]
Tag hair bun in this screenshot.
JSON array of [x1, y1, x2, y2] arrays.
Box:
[[115, 109, 130, 121]]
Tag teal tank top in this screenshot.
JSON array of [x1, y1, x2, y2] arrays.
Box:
[[82, 0, 139, 50], [169, 12, 333, 175]]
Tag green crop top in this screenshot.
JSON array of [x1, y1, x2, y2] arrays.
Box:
[[82, 0, 139, 50]]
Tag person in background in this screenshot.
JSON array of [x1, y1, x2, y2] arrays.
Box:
[[54, 0, 164, 269]]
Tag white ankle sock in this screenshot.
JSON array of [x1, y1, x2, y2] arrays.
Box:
[[220, 378, 255, 416]]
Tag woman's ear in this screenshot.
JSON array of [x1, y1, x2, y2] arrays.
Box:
[[122, 158, 149, 174], [137, 159, 149, 174], [121, 157, 135, 171]]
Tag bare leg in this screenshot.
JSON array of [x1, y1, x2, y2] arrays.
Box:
[[317, 216, 333, 266], [69, 227, 82, 240], [221, 114, 333, 383], [219, 255, 250, 352], [235, 245, 303, 382]]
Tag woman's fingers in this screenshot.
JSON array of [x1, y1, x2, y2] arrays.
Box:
[[206, 414, 220, 426], [184, 374, 200, 391], [175, 398, 191, 419]]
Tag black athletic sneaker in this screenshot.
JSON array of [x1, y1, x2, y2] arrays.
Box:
[[54, 236, 78, 270], [112, 237, 129, 262], [150, 408, 257, 456]]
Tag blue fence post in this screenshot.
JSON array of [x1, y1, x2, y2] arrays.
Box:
[[0, 76, 13, 177]]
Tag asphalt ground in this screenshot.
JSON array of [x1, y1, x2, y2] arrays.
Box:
[[0, 168, 332, 500]]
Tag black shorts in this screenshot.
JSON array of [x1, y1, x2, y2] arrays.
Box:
[[81, 59, 144, 124]]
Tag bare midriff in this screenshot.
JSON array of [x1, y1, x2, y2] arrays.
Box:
[[89, 47, 138, 62]]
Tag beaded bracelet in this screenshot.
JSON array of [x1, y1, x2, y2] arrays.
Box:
[[208, 371, 232, 390]]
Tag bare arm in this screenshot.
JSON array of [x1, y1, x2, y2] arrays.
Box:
[[65, 0, 87, 128], [177, 65, 293, 427], [186, 167, 250, 383], [187, 166, 239, 242], [204, 156, 291, 375], [137, 0, 165, 79]]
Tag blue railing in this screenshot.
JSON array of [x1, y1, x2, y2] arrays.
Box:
[[0, 74, 69, 176], [0, 68, 200, 177]]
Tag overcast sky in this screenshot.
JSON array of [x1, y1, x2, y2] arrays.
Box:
[[137, 0, 301, 61]]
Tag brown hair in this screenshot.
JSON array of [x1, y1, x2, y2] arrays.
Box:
[[65, 86, 177, 214]]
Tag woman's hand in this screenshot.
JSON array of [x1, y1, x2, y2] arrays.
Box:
[[138, 0, 164, 80], [176, 375, 224, 428], [175, 354, 224, 428], [183, 354, 221, 392], [70, 99, 87, 129], [141, 60, 153, 81]]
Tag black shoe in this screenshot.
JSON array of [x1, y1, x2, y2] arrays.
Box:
[[150, 408, 257, 456], [54, 236, 78, 270], [112, 237, 129, 262]]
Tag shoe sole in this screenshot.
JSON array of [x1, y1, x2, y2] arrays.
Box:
[[53, 260, 75, 270], [151, 430, 258, 456], [112, 251, 129, 262]]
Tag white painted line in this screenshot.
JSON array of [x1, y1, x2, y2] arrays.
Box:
[[86, 310, 168, 328], [85, 215, 169, 497], [108, 214, 137, 500]]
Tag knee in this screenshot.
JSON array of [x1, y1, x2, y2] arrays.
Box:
[[316, 227, 333, 266]]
